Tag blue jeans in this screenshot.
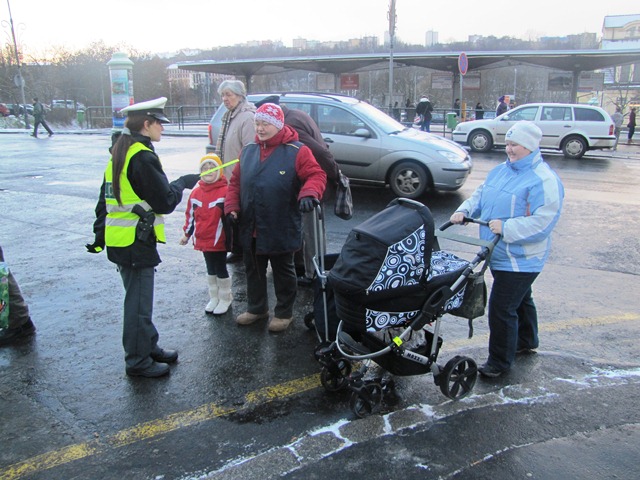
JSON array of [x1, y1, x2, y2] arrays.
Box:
[[487, 270, 540, 371]]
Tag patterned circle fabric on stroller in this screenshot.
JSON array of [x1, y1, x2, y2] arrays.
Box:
[[312, 198, 499, 418]]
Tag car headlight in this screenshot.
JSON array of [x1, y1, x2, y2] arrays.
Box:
[[438, 150, 467, 163]]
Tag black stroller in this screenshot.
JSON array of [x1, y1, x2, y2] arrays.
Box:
[[309, 198, 499, 418]]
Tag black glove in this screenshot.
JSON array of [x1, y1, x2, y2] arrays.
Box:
[[226, 213, 238, 226], [85, 241, 104, 254], [299, 197, 318, 213], [172, 174, 200, 191]]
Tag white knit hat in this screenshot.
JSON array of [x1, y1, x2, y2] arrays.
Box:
[[505, 121, 542, 152]]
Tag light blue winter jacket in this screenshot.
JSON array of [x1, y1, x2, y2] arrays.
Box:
[[456, 149, 564, 272]]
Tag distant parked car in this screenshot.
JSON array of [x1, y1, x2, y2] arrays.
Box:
[[51, 99, 85, 111], [452, 102, 615, 159], [208, 92, 473, 198], [6, 103, 32, 116]]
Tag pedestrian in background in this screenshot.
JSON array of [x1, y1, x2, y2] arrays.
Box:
[[475, 102, 484, 120], [225, 103, 326, 332], [0, 245, 36, 347], [393, 101, 401, 121], [87, 97, 200, 378], [453, 98, 461, 117], [611, 107, 624, 151], [215, 79, 256, 263], [628, 107, 637, 143], [253, 95, 340, 287], [179, 154, 233, 315], [31, 97, 53, 138], [450, 121, 564, 378], [415, 97, 434, 132], [496, 96, 509, 116]]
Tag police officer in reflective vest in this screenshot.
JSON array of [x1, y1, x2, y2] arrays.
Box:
[[87, 97, 199, 378]]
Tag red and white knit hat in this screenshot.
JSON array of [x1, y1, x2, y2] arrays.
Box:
[[254, 103, 284, 130]]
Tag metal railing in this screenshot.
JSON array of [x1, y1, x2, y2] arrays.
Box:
[[381, 106, 497, 137], [83, 105, 218, 130]]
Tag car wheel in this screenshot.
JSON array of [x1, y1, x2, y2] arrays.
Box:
[[389, 162, 430, 199], [561, 135, 587, 159], [468, 130, 493, 153]]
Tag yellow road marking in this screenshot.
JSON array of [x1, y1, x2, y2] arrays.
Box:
[[0, 375, 321, 480], [2, 313, 638, 479]]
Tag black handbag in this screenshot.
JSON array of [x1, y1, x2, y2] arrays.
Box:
[[334, 171, 353, 220]]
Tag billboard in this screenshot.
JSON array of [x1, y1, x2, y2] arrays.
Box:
[[548, 73, 573, 91], [431, 73, 453, 90], [578, 73, 605, 92], [462, 73, 481, 90], [340, 74, 360, 90]]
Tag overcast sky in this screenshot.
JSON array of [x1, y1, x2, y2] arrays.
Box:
[[2, 0, 636, 56]]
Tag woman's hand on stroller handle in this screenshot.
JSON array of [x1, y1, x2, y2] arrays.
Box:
[[442, 215, 489, 230]]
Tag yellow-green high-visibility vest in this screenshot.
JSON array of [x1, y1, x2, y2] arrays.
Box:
[[104, 142, 165, 247]]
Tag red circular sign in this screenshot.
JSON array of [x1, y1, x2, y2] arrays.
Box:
[[458, 52, 468, 76]]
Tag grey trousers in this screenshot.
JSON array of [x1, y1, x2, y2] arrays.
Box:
[[0, 246, 30, 329], [118, 265, 159, 369]]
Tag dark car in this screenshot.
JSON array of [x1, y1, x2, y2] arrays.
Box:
[[7, 103, 33, 116]]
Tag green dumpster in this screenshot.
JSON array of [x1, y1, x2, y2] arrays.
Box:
[[446, 112, 458, 130], [76, 109, 85, 128]]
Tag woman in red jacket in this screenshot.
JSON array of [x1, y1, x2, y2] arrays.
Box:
[[225, 103, 326, 332], [180, 154, 232, 315]]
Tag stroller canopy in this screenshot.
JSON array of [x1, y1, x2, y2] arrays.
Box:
[[329, 199, 435, 300]]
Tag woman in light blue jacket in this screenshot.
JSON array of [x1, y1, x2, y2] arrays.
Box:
[[451, 121, 564, 378]]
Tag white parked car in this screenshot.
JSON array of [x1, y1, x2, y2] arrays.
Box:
[[452, 103, 616, 159]]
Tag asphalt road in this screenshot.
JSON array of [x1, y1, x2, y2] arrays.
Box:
[[0, 130, 639, 479]]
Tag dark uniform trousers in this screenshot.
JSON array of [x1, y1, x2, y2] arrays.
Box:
[[118, 265, 159, 369]]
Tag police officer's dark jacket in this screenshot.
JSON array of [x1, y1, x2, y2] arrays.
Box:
[[93, 133, 195, 268]]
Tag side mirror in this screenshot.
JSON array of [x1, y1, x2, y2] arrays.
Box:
[[353, 128, 371, 138]]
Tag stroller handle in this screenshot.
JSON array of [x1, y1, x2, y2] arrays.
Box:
[[440, 216, 488, 229], [436, 217, 501, 250]]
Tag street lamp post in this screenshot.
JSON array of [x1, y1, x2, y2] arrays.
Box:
[[5, 0, 29, 129]]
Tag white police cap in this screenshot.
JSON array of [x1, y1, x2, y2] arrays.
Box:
[[121, 97, 170, 124]]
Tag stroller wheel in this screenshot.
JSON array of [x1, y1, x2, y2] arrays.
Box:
[[350, 382, 383, 419], [304, 312, 315, 330], [439, 355, 477, 400], [320, 360, 352, 392]]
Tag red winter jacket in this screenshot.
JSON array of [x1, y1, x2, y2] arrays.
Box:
[[183, 177, 228, 252], [225, 125, 326, 214]]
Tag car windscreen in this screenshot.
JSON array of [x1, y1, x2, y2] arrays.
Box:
[[350, 101, 405, 133], [503, 106, 539, 122]]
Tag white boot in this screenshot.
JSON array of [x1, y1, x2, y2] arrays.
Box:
[[205, 275, 219, 314], [213, 276, 233, 314]]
